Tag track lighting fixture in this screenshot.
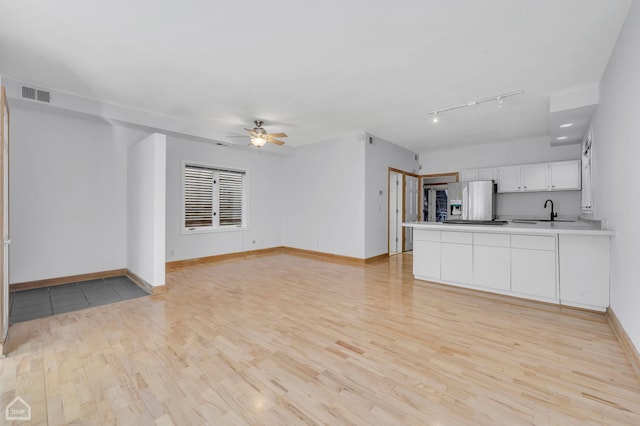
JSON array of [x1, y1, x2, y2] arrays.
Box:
[[428, 90, 524, 123]]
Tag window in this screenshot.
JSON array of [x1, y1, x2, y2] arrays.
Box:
[[184, 163, 246, 231]]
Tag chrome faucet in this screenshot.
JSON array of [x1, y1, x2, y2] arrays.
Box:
[[544, 199, 557, 222]]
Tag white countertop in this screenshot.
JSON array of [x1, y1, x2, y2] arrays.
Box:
[[403, 221, 614, 236]]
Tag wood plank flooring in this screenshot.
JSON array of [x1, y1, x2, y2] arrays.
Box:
[[1, 253, 639, 425]]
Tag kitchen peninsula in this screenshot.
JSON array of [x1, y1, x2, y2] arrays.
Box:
[[404, 221, 613, 312]]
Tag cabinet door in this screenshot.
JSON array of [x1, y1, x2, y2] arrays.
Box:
[[550, 160, 581, 190], [559, 235, 609, 310], [478, 167, 497, 182], [511, 248, 556, 299], [413, 241, 440, 280], [522, 163, 549, 191], [441, 243, 472, 283], [497, 166, 522, 193], [460, 169, 479, 182], [473, 245, 510, 291]]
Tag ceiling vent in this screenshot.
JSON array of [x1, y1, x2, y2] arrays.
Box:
[[21, 86, 51, 103]]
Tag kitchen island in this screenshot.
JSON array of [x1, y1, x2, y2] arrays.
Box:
[[404, 221, 613, 312]]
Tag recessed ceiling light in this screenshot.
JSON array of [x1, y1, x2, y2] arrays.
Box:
[[560, 123, 573, 128], [556, 136, 569, 140]]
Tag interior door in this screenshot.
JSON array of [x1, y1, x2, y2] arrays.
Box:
[[388, 172, 402, 254], [1, 86, 9, 356], [404, 175, 419, 251]]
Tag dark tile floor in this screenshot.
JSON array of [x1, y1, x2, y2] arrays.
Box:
[[9, 276, 149, 323]]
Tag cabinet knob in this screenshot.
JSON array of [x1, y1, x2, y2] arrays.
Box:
[[524, 186, 527, 189], [552, 185, 555, 188]]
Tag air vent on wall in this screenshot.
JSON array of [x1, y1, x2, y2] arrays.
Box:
[[21, 86, 36, 100], [21, 86, 51, 103]]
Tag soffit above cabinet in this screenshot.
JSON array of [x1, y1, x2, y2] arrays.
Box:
[[549, 86, 598, 147]]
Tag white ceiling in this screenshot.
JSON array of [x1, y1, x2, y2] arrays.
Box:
[[0, 0, 631, 152]]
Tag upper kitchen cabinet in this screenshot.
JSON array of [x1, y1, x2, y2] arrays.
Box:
[[459, 169, 479, 182], [497, 160, 581, 193], [550, 160, 581, 191], [522, 163, 549, 191], [478, 167, 497, 182], [459, 167, 497, 182], [496, 165, 523, 192]]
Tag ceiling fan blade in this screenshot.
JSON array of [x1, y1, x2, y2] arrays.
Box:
[[266, 133, 288, 138], [268, 139, 286, 145]]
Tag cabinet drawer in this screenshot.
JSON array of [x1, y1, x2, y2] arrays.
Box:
[[441, 231, 472, 244], [473, 232, 510, 247], [511, 234, 556, 251], [414, 229, 440, 242]]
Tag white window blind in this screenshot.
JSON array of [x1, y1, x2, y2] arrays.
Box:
[[218, 171, 244, 226], [184, 164, 245, 231]]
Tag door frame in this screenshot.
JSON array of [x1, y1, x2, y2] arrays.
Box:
[[388, 167, 420, 255], [419, 172, 459, 223], [1, 86, 9, 357]]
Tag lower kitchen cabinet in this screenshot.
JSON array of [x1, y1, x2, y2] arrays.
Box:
[[441, 242, 473, 283], [511, 248, 556, 300], [559, 234, 609, 309], [409, 226, 610, 311], [473, 245, 510, 290], [413, 240, 440, 280]]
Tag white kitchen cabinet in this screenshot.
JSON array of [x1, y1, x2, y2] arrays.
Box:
[[559, 234, 609, 310], [413, 240, 441, 280], [511, 234, 557, 300], [460, 169, 479, 182], [498, 161, 581, 193], [441, 242, 473, 283], [521, 163, 549, 191], [497, 165, 522, 192], [550, 160, 581, 190], [478, 167, 497, 182], [511, 249, 556, 300], [460, 168, 496, 183], [473, 233, 510, 291], [440, 231, 473, 283]]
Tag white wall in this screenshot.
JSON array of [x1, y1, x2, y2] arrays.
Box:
[[9, 103, 144, 283], [282, 134, 366, 258], [364, 133, 419, 258], [165, 136, 284, 261], [419, 136, 582, 218], [127, 133, 166, 286], [592, 0, 640, 351]]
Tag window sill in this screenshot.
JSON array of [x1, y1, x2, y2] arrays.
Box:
[[182, 226, 247, 236]]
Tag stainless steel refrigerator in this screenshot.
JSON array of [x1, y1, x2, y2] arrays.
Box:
[[446, 181, 496, 221]]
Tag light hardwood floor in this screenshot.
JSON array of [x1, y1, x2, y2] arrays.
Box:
[[1, 253, 639, 425]]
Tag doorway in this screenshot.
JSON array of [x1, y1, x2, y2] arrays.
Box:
[[388, 171, 402, 255], [388, 168, 420, 255], [404, 175, 419, 251]]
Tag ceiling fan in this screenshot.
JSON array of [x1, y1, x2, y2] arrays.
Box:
[[237, 120, 287, 147]]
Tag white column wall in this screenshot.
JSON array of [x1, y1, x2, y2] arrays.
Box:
[[127, 133, 166, 287], [592, 0, 640, 352], [364, 133, 419, 258]]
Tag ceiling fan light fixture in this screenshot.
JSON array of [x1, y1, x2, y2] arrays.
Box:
[[250, 137, 267, 147]]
